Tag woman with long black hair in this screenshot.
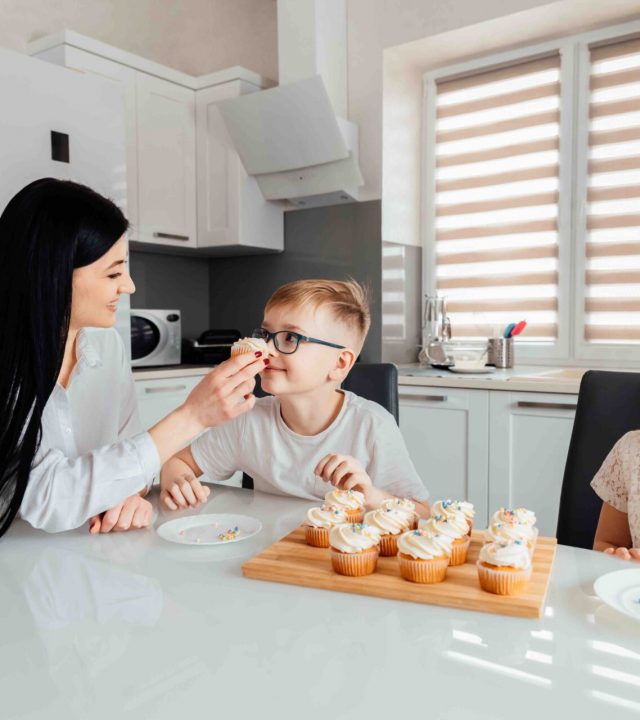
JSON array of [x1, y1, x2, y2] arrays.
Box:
[[0, 178, 264, 537]]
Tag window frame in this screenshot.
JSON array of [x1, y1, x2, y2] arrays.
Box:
[[421, 18, 640, 368]]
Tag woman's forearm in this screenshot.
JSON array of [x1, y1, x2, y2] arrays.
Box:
[[148, 404, 204, 465]]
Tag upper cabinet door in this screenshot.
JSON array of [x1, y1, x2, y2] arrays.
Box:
[[136, 73, 196, 248]]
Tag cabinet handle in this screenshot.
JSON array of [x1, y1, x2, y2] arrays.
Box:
[[399, 393, 448, 402], [144, 384, 188, 394], [516, 401, 577, 411], [153, 232, 190, 242]]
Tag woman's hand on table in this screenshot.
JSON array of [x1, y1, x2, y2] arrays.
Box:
[[88, 495, 153, 534], [603, 546, 640, 561], [160, 472, 210, 510]]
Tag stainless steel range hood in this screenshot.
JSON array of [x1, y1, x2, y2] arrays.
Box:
[[216, 0, 363, 208]]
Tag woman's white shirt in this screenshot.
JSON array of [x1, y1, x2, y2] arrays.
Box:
[[19, 328, 160, 533]]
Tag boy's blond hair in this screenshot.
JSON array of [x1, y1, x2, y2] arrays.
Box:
[[265, 278, 371, 348]]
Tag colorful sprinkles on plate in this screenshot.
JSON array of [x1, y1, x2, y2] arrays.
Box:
[[218, 526, 240, 542]]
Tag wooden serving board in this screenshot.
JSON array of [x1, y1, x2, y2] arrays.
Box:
[[242, 527, 557, 619]]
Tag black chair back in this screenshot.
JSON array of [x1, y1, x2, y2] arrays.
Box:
[[242, 363, 399, 489], [557, 370, 640, 548]]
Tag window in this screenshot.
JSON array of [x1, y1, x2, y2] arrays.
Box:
[[423, 20, 640, 365], [581, 37, 640, 348]]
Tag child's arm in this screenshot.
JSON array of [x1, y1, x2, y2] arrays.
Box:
[[593, 501, 640, 560], [160, 446, 210, 510], [314, 453, 430, 518]]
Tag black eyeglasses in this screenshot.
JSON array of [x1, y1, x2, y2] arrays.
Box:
[[251, 328, 345, 355]]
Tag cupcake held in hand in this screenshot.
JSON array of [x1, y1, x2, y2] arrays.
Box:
[[477, 540, 532, 595], [230, 337, 268, 357], [397, 529, 453, 584], [304, 505, 348, 548], [329, 523, 381, 576], [364, 506, 411, 556], [324, 489, 366, 523]]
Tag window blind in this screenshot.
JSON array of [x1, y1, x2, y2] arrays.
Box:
[[584, 37, 640, 343], [433, 54, 562, 341]]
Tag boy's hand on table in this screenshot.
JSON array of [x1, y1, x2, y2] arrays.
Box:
[[314, 453, 380, 503], [604, 546, 640, 561], [160, 473, 210, 510], [88, 495, 153, 534]]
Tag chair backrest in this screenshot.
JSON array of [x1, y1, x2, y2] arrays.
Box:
[[557, 370, 640, 548], [242, 363, 399, 489]]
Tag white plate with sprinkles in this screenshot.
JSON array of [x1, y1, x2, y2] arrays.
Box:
[[156, 513, 262, 546], [594, 568, 640, 621]]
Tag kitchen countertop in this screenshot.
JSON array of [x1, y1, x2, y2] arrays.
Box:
[[132, 364, 215, 380], [2, 486, 639, 719], [397, 364, 588, 393]]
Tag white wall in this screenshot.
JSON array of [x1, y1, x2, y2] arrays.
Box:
[[349, 0, 640, 205], [0, 0, 278, 79]]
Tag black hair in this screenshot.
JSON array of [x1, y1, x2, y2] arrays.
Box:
[[0, 178, 129, 537]]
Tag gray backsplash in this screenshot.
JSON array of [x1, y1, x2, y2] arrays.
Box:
[[129, 252, 210, 340], [129, 201, 421, 365], [208, 200, 382, 363]]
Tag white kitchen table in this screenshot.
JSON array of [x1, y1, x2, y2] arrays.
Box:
[[1, 486, 639, 719]]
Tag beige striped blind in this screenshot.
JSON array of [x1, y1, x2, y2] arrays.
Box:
[[584, 37, 640, 344], [433, 54, 561, 341]]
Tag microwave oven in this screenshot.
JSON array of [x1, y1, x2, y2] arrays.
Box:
[[130, 309, 181, 367]]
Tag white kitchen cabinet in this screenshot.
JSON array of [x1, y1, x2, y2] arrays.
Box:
[[134, 376, 242, 488], [30, 31, 283, 255], [398, 384, 577, 536], [398, 386, 490, 525], [196, 80, 283, 254], [29, 44, 138, 236], [135, 74, 197, 249], [488, 391, 577, 537]]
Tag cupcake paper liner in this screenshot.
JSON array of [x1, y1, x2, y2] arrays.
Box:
[[449, 535, 471, 566], [379, 533, 400, 557], [331, 547, 378, 576], [477, 561, 532, 595], [345, 509, 365, 524], [398, 553, 449, 584], [304, 525, 330, 548]]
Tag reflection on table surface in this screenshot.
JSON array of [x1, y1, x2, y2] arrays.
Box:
[[1, 486, 639, 719]]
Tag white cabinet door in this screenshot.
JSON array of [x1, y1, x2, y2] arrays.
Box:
[[134, 376, 242, 488], [136, 74, 197, 248], [398, 385, 490, 526], [30, 45, 138, 238], [488, 391, 577, 537], [196, 80, 283, 253]]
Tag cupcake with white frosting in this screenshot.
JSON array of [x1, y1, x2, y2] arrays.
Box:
[[379, 497, 419, 529], [364, 506, 411, 556], [431, 499, 475, 536], [230, 337, 268, 357], [304, 505, 348, 548], [324, 489, 366, 523], [329, 523, 381, 576], [477, 540, 532, 595], [488, 508, 538, 553], [397, 529, 453, 584], [419, 512, 470, 566]]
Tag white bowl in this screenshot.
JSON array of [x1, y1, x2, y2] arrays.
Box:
[[443, 341, 488, 370]]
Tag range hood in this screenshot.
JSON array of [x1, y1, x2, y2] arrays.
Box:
[[216, 0, 363, 208]]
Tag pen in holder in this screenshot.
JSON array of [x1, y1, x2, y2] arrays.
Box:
[[487, 337, 514, 368]]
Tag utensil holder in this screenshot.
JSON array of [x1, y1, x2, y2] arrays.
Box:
[[487, 337, 514, 368]]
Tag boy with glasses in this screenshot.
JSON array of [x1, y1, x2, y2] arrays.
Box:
[[159, 279, 430, 515]]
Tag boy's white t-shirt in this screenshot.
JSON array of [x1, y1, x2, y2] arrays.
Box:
[[191, 390, 428, 502]]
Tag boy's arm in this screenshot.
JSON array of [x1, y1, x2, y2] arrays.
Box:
[[160, 446, 210, 510]]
